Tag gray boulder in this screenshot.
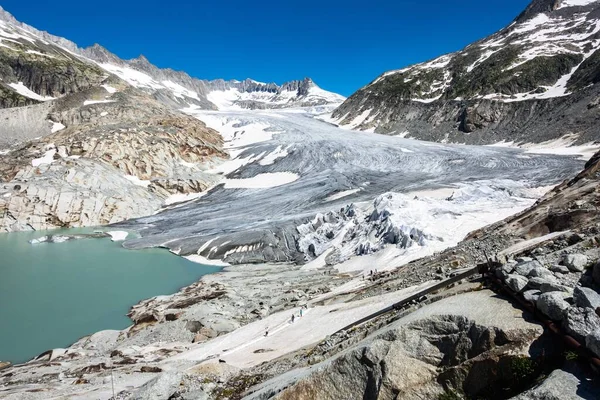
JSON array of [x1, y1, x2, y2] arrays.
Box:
[[537, 292, 570, 321], [562, 254, 589, 272], [507, 274, 529, 293], [586, 331, 600, 358], [549, 264, 570, 274], [573, 286, 600, 309], [528, 267, 556, 280], [130, 371, 184, 400], [523, 290, 541, 303], [527, 277, 555, 290], [593, 261, 600, 285], [515, 260, 542, 276], [540, 282, 573, 294], [562, 307, 600, 343], [510, 368, 598, 400]]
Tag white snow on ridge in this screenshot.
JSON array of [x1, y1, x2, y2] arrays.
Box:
[[161, 80, 200, 100], [99, 63, 163, 90], [558, 0, 598, 9], [8, 82, 54, 101]]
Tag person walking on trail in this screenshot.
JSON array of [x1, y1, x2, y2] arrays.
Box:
[[291, 314, 295, 323], [300, 308, 303, 317], [264, 328, 269, 337]]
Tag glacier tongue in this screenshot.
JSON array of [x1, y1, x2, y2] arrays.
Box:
[[116, 107, 584, 270]]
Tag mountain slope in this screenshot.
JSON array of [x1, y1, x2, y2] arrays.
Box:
[[332, 0, 600, 145], [0, 6, 344, 113], [0, 5, 344, 232]]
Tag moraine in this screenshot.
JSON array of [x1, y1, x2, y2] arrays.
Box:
[[0, 229, 220, 364]]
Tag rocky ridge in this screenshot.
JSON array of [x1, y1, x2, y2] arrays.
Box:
[[332, 0, 600, 146], [0, 6, 344, 112]]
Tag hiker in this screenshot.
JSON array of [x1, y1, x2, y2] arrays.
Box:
[[300, 308, 303, 317], [264, 328, 269, 337], [291, 314, 295, 323]]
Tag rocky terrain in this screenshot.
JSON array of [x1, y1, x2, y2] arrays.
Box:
[[0, 7, 343, 231], [1, 1, 600, 399], [1, 154, 599, 400], [331, 0, 600, 146]]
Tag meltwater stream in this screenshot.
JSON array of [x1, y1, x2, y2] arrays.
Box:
[[0, 230, 220, 364]]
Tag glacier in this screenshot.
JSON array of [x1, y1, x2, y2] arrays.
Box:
[[116, 107, 584, 270]]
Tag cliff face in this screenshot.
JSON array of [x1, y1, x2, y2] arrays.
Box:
[[332, 0, 600, 145]]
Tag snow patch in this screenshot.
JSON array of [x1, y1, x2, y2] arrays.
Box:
[[164, 192, 207, 205], [31, 147, 57, 167], [223, 172, 299, 189], [83, 99, 116, 106], [124, 175, 151, 187], [259, 146, 289, 166], [9, 82, 54, 101], [107, 231, 129, 241], [325, 189, 361, 202], [558, 0, 598, 9], [49, 120, 65, 133], [184, 254, 230, 267], [101, 84, 118, 94]]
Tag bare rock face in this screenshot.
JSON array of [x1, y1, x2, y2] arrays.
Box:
[[0, 89, 226, 232], [262, 315, 540, 400], [0, 158, 162, 231]]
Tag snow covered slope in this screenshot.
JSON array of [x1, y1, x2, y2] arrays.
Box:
[[0, 6, 343, 112], [332, 0, 600, 145]]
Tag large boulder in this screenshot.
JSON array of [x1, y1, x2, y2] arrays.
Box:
[[573, 287, 600, 309], [523, 290, 541, 303], [527, 277, 556, 290], [549, 264, 570, 274], [507, 274, 529, 293], [515, 260, 542, 276], [537, 292, 570, 321], [528, 267, 556, 280], [593, 261, 600, 285], [540, 282, 572, 294], [562, 254, 589, 272], [586, 331, 600, 358], [562, 307, 600, 343], [510, 368, 599, 400]]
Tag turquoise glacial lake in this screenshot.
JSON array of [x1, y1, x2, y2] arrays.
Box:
[[0, 229, 220, 364]]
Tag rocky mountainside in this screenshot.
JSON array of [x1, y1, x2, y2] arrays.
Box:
[[0, 5, 344, 232], [0, 8, 229, 231], [0, 6, 344, 112], [332, 0, 600, 145]]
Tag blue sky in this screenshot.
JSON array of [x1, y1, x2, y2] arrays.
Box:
[[2, 0, 531, 96]]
